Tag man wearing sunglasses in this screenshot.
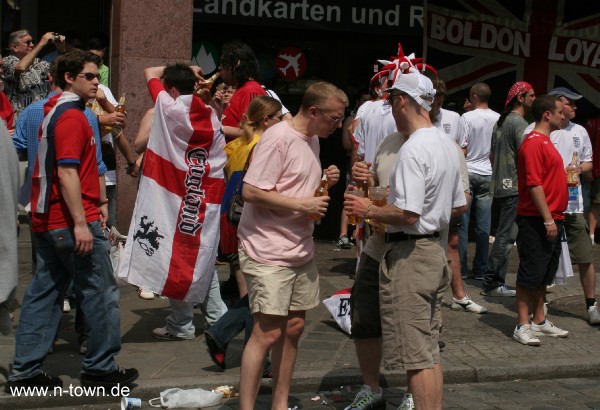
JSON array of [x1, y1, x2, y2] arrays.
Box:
[[2, 29, 64, 122], [6, 50, 138, 393]]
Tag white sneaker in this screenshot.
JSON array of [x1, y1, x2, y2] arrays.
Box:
[[480, 285, 516, 297], [451, 296, 487, 313], [398, 393, 415, 410], [63, 299, 71, 313], [513, 324, 541, 346], [138, 288, 155, 300], [152, 327, 195, 341], [530, 320, 569, 338], [588, 303, 600, 325]]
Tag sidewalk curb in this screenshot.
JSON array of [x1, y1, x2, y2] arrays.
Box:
[[3, 359, 600, 409]]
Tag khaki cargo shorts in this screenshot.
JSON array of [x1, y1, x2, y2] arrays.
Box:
[[238, 245, 320, 316], [379, 238, 450, 371]]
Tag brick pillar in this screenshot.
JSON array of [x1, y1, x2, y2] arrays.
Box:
[[110, 0, 193, 232]]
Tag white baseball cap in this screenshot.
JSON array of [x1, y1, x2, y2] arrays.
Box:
[[385, 72, 436, 111]]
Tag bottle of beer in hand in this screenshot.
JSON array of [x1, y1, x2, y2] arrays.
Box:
[[312, 170, 328, 222], [566, 152, 579, 204], [111, 93, 126, 137], [194, 72, 221, 96], [359, 178, 369, 198]]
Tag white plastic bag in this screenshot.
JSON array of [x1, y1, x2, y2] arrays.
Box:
[[554, 229, 573, 285], [322, 288, 352, 335], [148, 387, 223, 409], [106, 226, 127, 284]]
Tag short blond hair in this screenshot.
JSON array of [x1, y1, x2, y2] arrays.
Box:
[[300, 81, 348, 113]]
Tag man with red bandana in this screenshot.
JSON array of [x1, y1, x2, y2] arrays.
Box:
[[482, 81, 535, 298]]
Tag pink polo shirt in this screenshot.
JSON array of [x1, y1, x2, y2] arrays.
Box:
[[238, 120, 322, 267]]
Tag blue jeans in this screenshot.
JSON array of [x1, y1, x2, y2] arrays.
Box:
[[165, 268, 227, 338], [10, 221, 121, 380], [205, 295, 252, 349], [483, 195, 518, 291], [459, 173, 492, 277]]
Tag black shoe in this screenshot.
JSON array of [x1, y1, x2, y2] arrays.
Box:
[[219, 278, 239, 299], [80, 367, 139, 387], [205, 332, 226, 369], [4, 371, 63, 394]]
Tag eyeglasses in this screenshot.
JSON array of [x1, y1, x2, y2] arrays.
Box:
[[386, 92, 405, 105], [77, 72, 101, 81], [317, 108, 343, 124], [20, 40, 33, 46]]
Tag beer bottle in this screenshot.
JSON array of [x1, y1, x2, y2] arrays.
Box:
[[111, 93, 126, 137], [312, 170, 328, 222], [194, 72, 221, 96], [360, 179, 369, 197], [566, 152, 579, 187], [116, 93, 126, 114], [566, 152, 579, 205]]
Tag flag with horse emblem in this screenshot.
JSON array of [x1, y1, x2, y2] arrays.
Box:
[[118, 78, 226, 303]]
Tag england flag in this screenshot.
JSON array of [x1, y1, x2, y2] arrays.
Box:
[[118, 80, 226, 303]]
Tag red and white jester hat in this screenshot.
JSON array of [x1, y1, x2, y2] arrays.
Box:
[[369, 43, 438, 89]]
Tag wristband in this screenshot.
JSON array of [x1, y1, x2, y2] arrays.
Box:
[[365, 204, 373, 219], [99, 199, 109, 205], [543, 220, 555, 226]]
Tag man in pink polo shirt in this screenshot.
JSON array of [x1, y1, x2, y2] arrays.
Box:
[[237, 82, 347, 410]]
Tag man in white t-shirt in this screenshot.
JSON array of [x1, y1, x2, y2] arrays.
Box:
[[524, 87, 600, 324], [457, 83, 500, 280], [237, 82, 347, 410], [353, 94, 397, 164], [431, 78, 487, 314], [431, 82, 460, 144], [345, 72, 467, 410]]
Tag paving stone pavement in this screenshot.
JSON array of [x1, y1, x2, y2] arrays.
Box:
[[23, 377, 600, 409], [1, 223, 600, 408]]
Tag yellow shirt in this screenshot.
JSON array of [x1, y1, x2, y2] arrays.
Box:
[[224, 134, 259, 180]]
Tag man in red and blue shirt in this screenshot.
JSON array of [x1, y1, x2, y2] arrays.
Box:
[[6, 50, 137, 394]]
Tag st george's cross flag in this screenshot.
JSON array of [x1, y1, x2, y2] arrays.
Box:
[[118, 78, 226, 303]]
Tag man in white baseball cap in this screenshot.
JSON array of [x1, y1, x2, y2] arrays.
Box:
[[345, 71, 467, 409], [546, 87, 599, 324]]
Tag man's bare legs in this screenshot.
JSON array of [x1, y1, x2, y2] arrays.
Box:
[[516, 285, 546, 325], [239, 311, 305, 410], [271, 311, 305, 410], [354, 337, 382, 392], [448, 230, 466, 300], [407, 364, 443, 410]]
